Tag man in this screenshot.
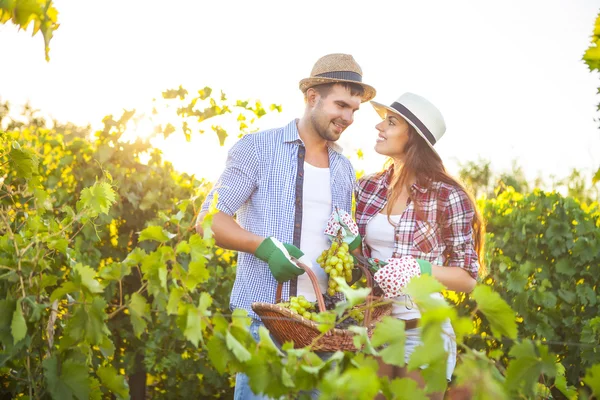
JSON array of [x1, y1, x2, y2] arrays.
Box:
[[197, 53, 375, 399]]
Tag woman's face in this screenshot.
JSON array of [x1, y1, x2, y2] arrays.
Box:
[[374, 110, 411, 161]]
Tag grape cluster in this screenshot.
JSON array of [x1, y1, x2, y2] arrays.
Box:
[[316, 240, 354, 296], [279, 295, 318, 320], [321, 293, 365, 329], [335, 317, 359, 330]]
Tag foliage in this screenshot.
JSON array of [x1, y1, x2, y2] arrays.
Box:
[[0, 0, 59, 61], [583, 11, 600, 186], [448, 187, 600, 397], [0, 95, 276, 399]]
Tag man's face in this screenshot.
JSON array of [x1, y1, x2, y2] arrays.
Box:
[[309, 84, 362, 142]]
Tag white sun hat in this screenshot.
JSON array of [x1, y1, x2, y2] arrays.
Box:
[[371, 92, 446, 154]]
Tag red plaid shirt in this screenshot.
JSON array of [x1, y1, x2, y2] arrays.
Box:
[[355, 167, 479, 279]]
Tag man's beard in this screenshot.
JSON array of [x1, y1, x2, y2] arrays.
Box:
[[310, 103, 344, 142]]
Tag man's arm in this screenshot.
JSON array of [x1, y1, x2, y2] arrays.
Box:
[[196, 211, 263, 254]]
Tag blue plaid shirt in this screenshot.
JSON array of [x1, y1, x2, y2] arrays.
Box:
[[201, 119, 355, 319]]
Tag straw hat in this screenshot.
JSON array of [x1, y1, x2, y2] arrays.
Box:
[[371, 92, 446, 155], [299, 54, 376, 102]]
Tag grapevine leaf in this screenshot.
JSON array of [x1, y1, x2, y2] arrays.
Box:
[[73, 263, 104, 295], [97, 365, 130, 400], [371, 317, 406, 367], [388, 378, 428, 400], [77, 181, 116, 217], [11, 298, 27, 344], [128, 293, 149, 338], [584, 364, 600, 397], [473, 285, 517, 339], [138, 226, 174, 243], [226, 330, 251, 362]]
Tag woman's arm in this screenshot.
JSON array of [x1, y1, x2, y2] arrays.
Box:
[[431, 264, 476, 293]]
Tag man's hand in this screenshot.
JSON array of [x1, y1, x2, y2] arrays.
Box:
[[254, 237, 306, 282]]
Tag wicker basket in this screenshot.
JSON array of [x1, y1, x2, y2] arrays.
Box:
[[251, 259, 392, 352]]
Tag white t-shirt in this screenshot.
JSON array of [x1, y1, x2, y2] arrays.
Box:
[[365, 213, 443, 320], [297, 162, 332, 302]]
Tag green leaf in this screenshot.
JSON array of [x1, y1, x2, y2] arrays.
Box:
[[207, 335, 232, 374], [68, 297, 110, 345], [184, 305, 203, 347], [48, 238, 69, 255], [189, 233, 208, 261], [9, 144, 39, 180], [128, 293, 149, 338], [404, 274, 446, 308], [175, 240, 191, 254], [230, 307, 251, 329], [44, 356, 91, 400], [371, 317, 406, 367], [584, 364, 600, 397], [258, 325, 283, 356], [44, 356, 72, 400], [61, 359, 91, 400], [472, 284, 517, 339], [73, 263, 104, 294], [11, 298, 27, 344], [388, 377, 428, 400], [97, 365, 130, 400], [245, 356, 279, 396], [138, 226, 174, 243], [348, 326, 378, 355], [167, 287, 184, 315], [77, 181, 116, 217], [505, 341, 557, 396], [50, 281, 78, 301], [183, 259, 209, 290], [226, 330, 252, 362], [554, 363, 578, 400], [333, 276, 371, 309]]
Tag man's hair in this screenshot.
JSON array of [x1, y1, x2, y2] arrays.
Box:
[[305, 82, 364, 101]]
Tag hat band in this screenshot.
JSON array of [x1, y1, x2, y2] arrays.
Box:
[[390, 102, 436, 146], [315, 71, 363, 83]]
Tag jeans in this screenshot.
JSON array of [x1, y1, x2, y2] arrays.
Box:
[[233, 319, 323, 400]]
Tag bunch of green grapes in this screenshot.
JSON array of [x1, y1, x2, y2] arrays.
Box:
[[279, 295, 318, 320], [316, 240, 354, 296], [347, 308, 365, 324]]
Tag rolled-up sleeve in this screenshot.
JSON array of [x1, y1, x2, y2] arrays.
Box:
[[201, 134, 259, 216], [442, 187, 479, 278]]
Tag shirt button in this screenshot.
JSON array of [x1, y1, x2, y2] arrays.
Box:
[[295, 223, 301, 228], [299, 171, 303, 177]]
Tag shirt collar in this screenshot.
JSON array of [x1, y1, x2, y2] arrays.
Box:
[[282, 119, 344, 154]]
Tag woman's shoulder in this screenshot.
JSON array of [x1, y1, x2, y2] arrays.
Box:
[[357, 170, 387, 190]]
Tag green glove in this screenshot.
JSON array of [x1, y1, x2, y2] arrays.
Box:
[[415, 259, 433, 275], [254, 237, 305, 282], [348, 235, 362, 252]]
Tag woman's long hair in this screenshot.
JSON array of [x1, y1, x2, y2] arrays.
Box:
[[385, 123, 486, 271]]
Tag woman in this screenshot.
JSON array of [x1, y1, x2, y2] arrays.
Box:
[[354, 92, 485, 398]]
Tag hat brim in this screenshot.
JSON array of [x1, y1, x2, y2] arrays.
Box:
[[299, 77, 376, 103], [370, 101, 439, 156]]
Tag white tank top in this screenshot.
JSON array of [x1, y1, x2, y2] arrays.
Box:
[[365, 213, 443, 320], [297, 162, 332, 302]]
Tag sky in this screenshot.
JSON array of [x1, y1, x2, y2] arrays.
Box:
[[1, 0, 599, 184]]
